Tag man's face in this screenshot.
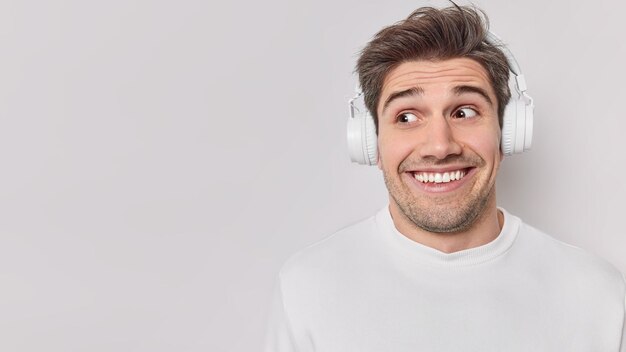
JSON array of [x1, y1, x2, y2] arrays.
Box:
[[377, 58, 502, 233]]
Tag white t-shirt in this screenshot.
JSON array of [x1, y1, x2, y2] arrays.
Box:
[[265, 207, 626, 352]]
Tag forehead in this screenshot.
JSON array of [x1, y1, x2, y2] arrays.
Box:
[[379, 58, 495, 110]]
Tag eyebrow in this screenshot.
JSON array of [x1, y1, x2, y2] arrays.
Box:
[[382, 87, 424, 113], [453, 85, 493, 106], [381, 84, 494, 114]]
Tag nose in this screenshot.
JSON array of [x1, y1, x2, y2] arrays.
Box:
[[418, 116, 462, 160]]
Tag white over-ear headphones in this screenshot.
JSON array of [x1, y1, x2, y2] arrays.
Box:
[[347, 31, 534, 166]]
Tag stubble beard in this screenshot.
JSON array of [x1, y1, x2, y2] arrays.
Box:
[[383, 157, 495, 234]]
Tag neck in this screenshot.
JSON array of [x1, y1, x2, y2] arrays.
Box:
[[388, 194, 503, 254]]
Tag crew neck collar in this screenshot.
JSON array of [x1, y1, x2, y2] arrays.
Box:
[[375, 205, 520, 267]]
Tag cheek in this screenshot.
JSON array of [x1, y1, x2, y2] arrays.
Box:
[[460, 128, 501, 162], [377, 133, 416, 168]]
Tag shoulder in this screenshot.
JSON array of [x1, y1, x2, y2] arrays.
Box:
[[279, 213, 379, 282], [513, 217, 625, 295]]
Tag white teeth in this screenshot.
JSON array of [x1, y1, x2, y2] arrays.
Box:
[[413, 170, 467, 184]]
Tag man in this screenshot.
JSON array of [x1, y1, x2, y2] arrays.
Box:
[[265, 5, 625, 352]]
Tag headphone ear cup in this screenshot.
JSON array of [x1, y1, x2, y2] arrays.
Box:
[[347, 111, 378, 165], [501, 96, 534, 156], [523, 101, 534, 151]]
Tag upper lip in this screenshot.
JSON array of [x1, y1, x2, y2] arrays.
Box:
[[405, 166, 474, 173]]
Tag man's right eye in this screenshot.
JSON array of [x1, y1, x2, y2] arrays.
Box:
[[397, 112, 418, 124]]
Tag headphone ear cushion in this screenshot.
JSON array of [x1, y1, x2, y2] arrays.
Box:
[[501, 99, 517, 156], [363, 113, 378, 165], [347, 112, 378, 165]]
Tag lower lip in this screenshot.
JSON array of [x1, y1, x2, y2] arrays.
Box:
[[404, 168, 476, 194]]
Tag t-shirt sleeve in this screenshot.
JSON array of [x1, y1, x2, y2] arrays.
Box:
[[264, 277, 299, 352]]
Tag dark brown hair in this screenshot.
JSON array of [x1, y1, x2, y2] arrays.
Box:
[[356, 5, 511, 131]]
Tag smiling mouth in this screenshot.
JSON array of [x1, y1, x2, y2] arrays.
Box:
[[411, 168, 471, 184]]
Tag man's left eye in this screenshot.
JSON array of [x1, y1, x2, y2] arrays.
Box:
[[453, 107, 477, 119]]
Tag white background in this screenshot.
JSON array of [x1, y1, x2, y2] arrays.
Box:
[[1, 0, 625, 351]]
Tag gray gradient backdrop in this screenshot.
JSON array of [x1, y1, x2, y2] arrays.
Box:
[[1, 0, 625, 351]]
